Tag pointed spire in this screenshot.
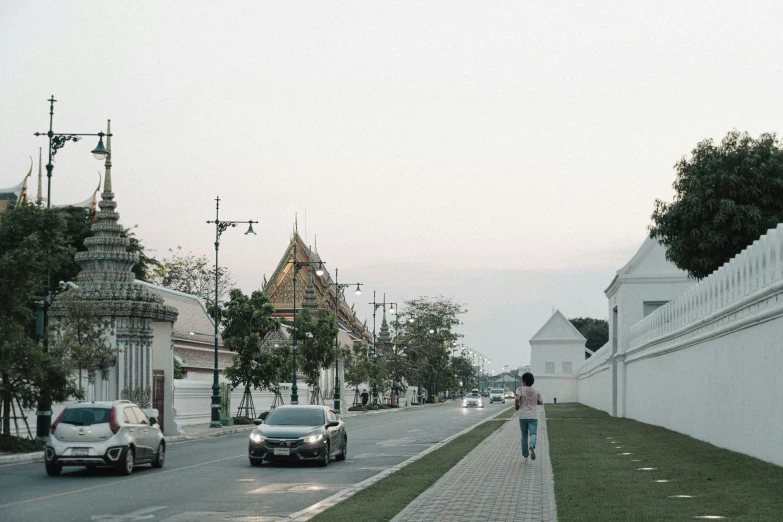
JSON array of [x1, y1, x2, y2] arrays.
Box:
[[314, 234, 317, 253], [36, 147, 43, 206], [102, 120, 112, 193], [294, 213, 298, 235], [378, 293, 392, 355]]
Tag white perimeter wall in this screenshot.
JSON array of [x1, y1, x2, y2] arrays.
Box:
[[625, 315, 783, 465], [611, 225, 783, 467], [535, 376, 578, 403], [577, 345, 613, 415]]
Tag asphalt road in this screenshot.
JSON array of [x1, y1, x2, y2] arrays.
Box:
[[0, 401, 511, 522]]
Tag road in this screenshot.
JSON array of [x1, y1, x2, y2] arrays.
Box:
[[0, 401, 511, 522]]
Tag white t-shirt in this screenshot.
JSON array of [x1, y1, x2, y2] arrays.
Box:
[[513, 386, 542, 419]]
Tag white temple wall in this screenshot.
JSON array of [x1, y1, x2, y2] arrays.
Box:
[[588, 225, 783, 466], [576, 344, 612, 414]]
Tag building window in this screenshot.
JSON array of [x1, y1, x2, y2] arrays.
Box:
[[545, 362, 555, 374], [562, 362, 572, 374], [643, 301, 668, 317]]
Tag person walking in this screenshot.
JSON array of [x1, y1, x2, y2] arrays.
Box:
[[360, 389, 370, 411], [514, 372, 543, 461]]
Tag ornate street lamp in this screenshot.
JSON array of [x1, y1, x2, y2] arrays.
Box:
[[331, 267, 362, 412], [206, 196, 256, 428], [369, 291, 395, 406], [32, 96, 111, 440], [288, 242, 325, 405]]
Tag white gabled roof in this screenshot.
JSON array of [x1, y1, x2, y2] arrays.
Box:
[[604, 236, 691, 296], [530, 310, 586, 343]]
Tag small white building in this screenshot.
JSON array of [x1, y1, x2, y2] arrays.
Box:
[[529, 310, 589, 403]]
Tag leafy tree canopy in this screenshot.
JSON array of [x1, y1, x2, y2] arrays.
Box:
[[0, 205, 80, 436], [221, 289, 282, 393], [650, 130, 783, 279], [295, 308, 339, 403], [149, 246, 232, 309], [569, 317, 608, 356]]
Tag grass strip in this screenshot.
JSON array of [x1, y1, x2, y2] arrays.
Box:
[[546, 403, 783, 522], [311, 407, 514, 522]]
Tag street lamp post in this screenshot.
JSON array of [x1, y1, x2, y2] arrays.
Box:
[[331, 267, 362, 412], [33, 96, 111, 440], [206, 196, 256, 428], [368, 291, 390, 406], [288, 242, 325, 405]]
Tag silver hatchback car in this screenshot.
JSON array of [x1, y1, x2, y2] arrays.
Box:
[[45, 400, 165, 476]]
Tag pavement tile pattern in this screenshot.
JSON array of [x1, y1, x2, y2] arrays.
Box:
[[391, 410, 557, 522]]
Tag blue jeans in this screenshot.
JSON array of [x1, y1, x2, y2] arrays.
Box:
[[518, 418, 538, 457]]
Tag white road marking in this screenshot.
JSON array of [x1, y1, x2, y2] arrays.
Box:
[[90, 506, 167, 521]]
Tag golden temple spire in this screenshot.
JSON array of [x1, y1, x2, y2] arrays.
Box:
[[16, 157, 32, 206]]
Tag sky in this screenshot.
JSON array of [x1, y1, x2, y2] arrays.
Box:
[[3, 2, 783, 373]]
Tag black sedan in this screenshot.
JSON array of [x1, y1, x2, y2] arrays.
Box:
[[248, 405, 347, 467]]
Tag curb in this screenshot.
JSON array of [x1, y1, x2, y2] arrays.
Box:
[[284, 405, 515, 521]]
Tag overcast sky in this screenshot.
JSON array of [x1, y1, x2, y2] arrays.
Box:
[[3, 2, 782, 373]]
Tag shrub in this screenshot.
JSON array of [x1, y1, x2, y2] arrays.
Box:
[[232, 416, 254, 425], [0, 435, 43, 454], [257, 411, 270, 420]]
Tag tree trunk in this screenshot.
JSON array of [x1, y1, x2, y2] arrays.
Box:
[[2, 373, 11, 436]]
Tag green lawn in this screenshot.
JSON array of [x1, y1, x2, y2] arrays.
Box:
[[546, 403, 783, 522], [311, 406, 514, 521]]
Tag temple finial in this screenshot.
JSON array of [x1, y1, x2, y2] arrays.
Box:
[[103, 120, 112, 193]]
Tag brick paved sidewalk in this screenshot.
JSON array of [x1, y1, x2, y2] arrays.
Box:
[[391, 410, 557, 522]]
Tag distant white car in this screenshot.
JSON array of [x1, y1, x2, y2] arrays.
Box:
[[489, 389, 505, 403], [45, 400, 165, 476], [463, 392, 484, 408]]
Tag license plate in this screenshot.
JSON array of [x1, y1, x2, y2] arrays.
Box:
[[71, 448, 89, 456], [273, 448, 290, 456]]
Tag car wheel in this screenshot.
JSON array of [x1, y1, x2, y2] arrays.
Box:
[[119, 447, 134, 476], [318, 442, 330, 467], [45, 461, 62, 476], [151, 442, 165, 468], [336, 436, 347, 461]]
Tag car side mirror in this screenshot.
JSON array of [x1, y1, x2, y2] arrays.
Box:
[[327, 420, 339, 428], [253, 419, 264, 426], [149, 417, 157, 426]]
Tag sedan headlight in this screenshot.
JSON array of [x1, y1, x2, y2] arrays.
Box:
[[250, 432, 265, 444], [304, 433, 324, 444]]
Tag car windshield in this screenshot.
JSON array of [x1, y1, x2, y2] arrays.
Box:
[[469, 393, 481, 398], [264, 408, 325, 426], [491, 389, 503, 394], [60, 407, 111, 426]]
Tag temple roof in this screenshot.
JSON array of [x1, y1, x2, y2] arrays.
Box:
[[264, 230, 372, 344]]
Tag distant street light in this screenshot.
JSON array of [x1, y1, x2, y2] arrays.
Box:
[[206, 196, 256, 428], [331, 267, 362, 412]]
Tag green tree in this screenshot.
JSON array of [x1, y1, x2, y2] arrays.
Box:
[[569, 317, 608, 356], [220, 289, 281, 417], [149, 246, 232, 310], [396, 296, 466, 401], [344, 343, 371, 405], [650, 130, 783, 279], [295, 308, 339, 404], [51, 292, 117, 398], [0, 205, 79, 437]]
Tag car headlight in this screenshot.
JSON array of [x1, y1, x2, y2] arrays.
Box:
[[250, 432, 265, 444], [304, 433, 324, 444]]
